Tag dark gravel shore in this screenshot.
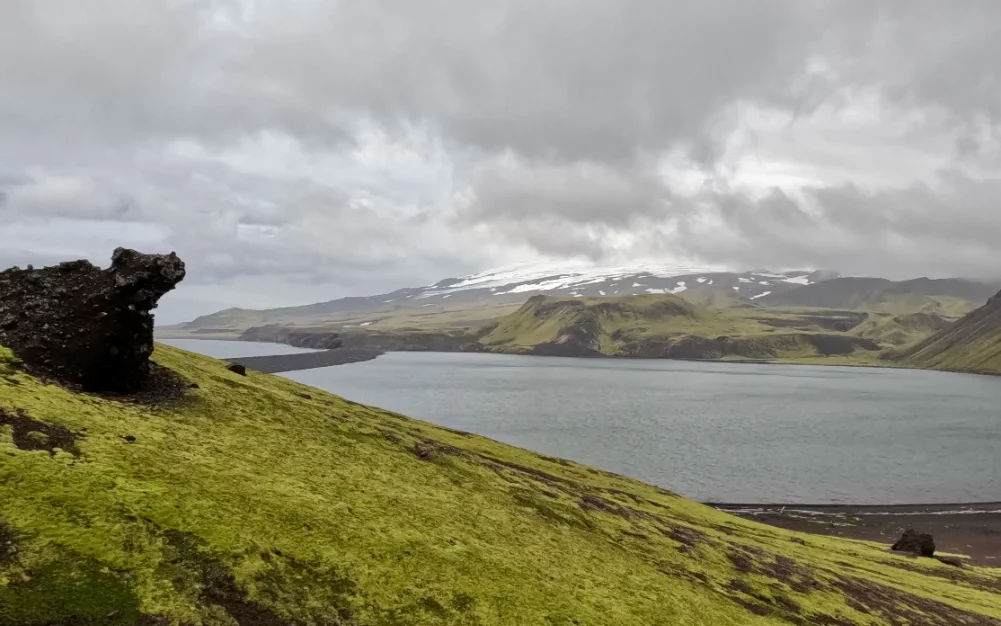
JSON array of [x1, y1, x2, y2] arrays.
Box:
[[228, 348, 383, 373], [715, 502, 1001, 565]]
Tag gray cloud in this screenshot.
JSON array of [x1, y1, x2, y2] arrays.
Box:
[[459, 159, 671, 226], [2, 0, 1001, 321], [236, 1, 826, 162], [673, 176, 1001, 280]]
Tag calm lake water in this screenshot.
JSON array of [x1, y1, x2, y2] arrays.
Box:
[[164, 340, 1001, 504]]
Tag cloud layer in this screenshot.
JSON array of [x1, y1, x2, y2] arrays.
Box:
[[2, 0, 1000, 321]]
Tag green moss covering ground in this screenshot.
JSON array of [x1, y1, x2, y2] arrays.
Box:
[[2, 344, 1000, 625]]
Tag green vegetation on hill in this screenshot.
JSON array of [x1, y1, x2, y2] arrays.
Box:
[[3, 344, 1000, 625], [899, 292, 1001, 375], [480, 293, 702, 353], [674, 285, 756, 309], [478, 295, 880, 361], [167, 284, 973, 367], [851, 312, 954, 347], [760, 278, 986, 318]]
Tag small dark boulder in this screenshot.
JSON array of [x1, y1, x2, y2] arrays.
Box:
[[226, 363, 247, 376], [891, 529, 935, 557], [935, 556, 964, 568], [0, 248, 185, 392]]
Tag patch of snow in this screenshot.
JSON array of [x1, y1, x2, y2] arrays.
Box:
[[383, 299, 393, 303], [758, 281, 770, 285], [645, 288, 667, 294], [738, 277, 752, 283], [359, 321, 372, 327], [598, 290, 606, 296], [670, 283, 688, 294], [752, 272, 789, 279], [505, 277, 578, 293], [750, 291, 772, 300], [421, 303, 434, 307], [433, 259, 725, 293], [708, 280, 714, 285], [732, 286, 740, 291], [632, 282, 645, 287], [784, 276, 812, 285], [697, 277, 707, 284], [442, 294, 451, 299]]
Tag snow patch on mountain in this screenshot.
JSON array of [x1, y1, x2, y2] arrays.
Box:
[[424, 260, 724, 294], [784, 275, 812, 285]]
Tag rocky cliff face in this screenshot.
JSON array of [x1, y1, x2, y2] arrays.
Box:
[[0, 248, 185, 392]]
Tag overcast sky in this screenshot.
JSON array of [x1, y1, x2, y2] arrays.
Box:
[[2, 1, 1000, 323]]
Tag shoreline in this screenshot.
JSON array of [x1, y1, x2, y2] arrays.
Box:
[[715, 502, 1001, 565], [157, 334, 1001, 377], [225, 348, 384, 373], [712, 501, 1001, 510]]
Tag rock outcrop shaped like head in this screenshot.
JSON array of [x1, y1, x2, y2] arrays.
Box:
[[0, 248, 186, 392]]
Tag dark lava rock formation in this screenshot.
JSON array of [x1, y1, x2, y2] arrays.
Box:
[[226, 363, 248, 376], [0, 248, 185, 392], [892, 529, 936, 557]]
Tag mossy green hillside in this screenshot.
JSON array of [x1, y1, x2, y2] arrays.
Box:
[[2, 344, 1000, 625], [900, 292, 1001, 375], [478, 295, 882, 361], [480, 294, 740, 351]]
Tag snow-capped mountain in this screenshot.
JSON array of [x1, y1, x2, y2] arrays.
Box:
[[417, 261, 830, 302], [181, 261, 839, 328]]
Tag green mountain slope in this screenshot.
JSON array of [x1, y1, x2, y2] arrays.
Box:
[[851, 312, 954, 346], [479, 295, 880, 360], [759, 277, 990, 317], [898, 291, 1001, 374], [3, 345, 1000, 625]]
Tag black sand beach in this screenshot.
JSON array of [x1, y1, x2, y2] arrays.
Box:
[[716, 502, 1001, 565], [229, 348, 383, 373]]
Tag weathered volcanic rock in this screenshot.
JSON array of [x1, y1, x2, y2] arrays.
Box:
[[226, 363, 248, 376], [891, 529, 936, 557], [0, 248, 185, 392]]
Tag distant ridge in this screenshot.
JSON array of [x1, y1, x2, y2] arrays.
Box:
[[177, 262, 832, 330], [897, 289, 1001, 375], [759, 277, 999, 316]]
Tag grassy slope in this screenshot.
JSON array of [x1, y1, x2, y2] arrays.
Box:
[[851, 312, 954, 347], [481, 294, 689, 344], [479, 295, 881, 361], [2, 346, 999, 625], [759, 279, 983, 318], [901, 295, 1001, 375]]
